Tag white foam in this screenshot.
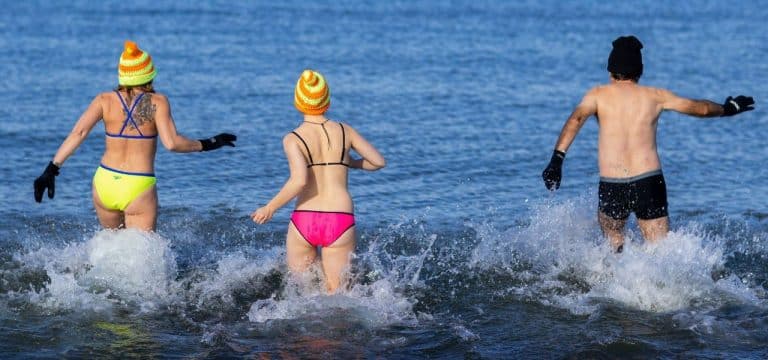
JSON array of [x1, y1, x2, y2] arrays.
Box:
[[187, 248, 283, 310], [246, 266, 418, 328], [19, 229, 178, 313], [26, 271, 114, 313], [583, 230, 726, 312], [453, 324, 480, 341], [471, 196, 767, 314], [245, 223, 431, 328], [84, 229, 177, 300]]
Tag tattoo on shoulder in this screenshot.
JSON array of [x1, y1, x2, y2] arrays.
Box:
[[131, 94, 156, 128]]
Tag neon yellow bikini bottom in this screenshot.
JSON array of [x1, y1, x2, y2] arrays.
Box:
[[93, 164, 156, 211]]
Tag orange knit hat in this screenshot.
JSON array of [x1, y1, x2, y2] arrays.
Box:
[[118, 40, 157, 86], [294, 69, 330, 115]]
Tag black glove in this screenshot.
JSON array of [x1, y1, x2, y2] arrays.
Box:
[[199, 133, 237, 151], [34, 162, 60, 203], [722, 95, 755, 116], [542, 150, 565, 191]]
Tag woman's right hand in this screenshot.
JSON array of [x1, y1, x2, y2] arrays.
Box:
[[199, 133, 237, 151], [251, 206, 275, 224]]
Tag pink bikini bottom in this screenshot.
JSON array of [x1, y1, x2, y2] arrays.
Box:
[[290, 210, 355, 247]]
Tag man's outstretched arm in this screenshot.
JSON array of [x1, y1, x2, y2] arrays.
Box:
[[659, 89, 754, 117], [542, 90, 598, 190]]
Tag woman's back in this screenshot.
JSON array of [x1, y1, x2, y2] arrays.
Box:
[[101, 90, 160, 174], [250, 68, 385, 293], [34, 39, 236, 232], [291, 119, 353, 211]]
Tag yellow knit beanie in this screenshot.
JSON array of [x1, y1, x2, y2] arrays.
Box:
[[118, 40, 157, 86], [294, 69, 330, 115]]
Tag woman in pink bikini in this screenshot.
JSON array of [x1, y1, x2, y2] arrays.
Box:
[[251, 69, 385, 293]]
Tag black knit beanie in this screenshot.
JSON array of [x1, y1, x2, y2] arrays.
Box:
[[607, 35, 643, 78]]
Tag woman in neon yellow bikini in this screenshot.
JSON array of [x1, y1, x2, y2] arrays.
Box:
[[251, 69, 385, 293], [33, 40, 236, 231]]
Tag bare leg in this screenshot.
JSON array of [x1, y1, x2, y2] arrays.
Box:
[[92, 186, 124, 229], [286, 222, 318, 273], [123, 186, 158, 232], [320, 226, 355, 294], [637, 216, 669, 244], [598, 211, 627, 252]]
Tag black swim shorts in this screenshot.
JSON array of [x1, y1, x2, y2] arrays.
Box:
[[598, 169, 668, 220]]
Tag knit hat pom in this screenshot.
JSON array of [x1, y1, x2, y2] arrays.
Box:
[[302, 70, 315, 83], [124, 41, 140, 57]]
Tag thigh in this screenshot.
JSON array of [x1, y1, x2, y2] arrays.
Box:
[[598, 210, 627, 231], [637, 216, 669, 243], [123, 186, 158, 232], [320, 226, 356, 293], [92, 185, 124, 229], [286, 222, 318, 273], [598, 210, 627, 251]]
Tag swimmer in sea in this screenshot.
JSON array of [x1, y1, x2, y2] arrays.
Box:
[[34, 40, 237, 231], [541, 35, 754, 252], [251, 69, 385, 293]]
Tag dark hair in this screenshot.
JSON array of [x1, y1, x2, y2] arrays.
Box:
[[115, 81, 155, 104], [610, 72, 640, 82]]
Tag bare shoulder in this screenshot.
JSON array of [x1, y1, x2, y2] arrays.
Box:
[[91, 92, 117, 112], [586, 85, 604, 96], [282, 131, 299, 145], [643, 86, 677, 102], [582, 85, 606, 102], [144, 93, 167, 115], [95, 91, 115, 103], [148, 92, 168, 104], [341, 121, 355, 130], [338, 122, 360, 136], [576, 86, 602, 106], [328, 119, 351, 129], [634, 84, 666, 94]]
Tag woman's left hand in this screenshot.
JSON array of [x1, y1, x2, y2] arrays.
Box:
[[251, 206, 275, 224]]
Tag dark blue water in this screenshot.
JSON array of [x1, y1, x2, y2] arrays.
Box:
[[1, 1, 767, 358]]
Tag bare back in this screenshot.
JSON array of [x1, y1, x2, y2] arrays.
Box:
[[100, 90, 162, 174], [555, 79, 724, 179], [593, 82, 665, 177], [290, 120, 353, 211]]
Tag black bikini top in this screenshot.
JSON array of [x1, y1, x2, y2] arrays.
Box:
[[291, 122, 348, 168]]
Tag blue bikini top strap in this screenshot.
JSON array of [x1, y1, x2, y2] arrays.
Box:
[[114, 90, 146, 137]]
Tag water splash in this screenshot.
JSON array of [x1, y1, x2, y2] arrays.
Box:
[[182, 248, 285, 326], [244, 216, 442, 328], [2, 204, 765, 356], [14, 229, 177, 313], [470, 195, 768, 314]]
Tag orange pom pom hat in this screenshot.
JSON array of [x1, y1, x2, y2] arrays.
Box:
[[294, 69, 330, 115], [118, 40, 157, 86]]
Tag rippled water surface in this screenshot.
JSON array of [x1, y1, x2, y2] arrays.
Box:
[[1, 1, 767, 358]]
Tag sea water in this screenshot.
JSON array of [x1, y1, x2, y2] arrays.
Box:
[[1, 0, 766, 358]]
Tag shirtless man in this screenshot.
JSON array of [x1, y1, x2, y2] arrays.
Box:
[[541, 35, 754, 252]]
